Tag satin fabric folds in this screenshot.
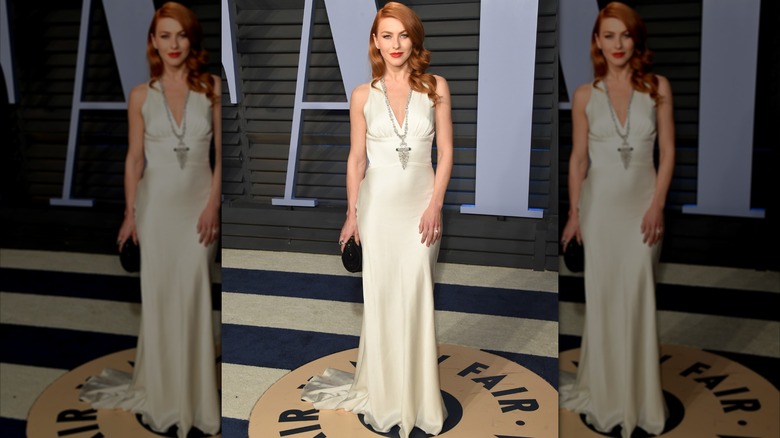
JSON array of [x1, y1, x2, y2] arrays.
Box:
[[301, 85, 447, 437], [79, 83, 220, 438], [559, 82, 668, 438]]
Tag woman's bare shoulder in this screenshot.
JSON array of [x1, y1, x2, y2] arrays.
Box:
[[129, 82, 149, 108], [351, 82, 372, 104], [574, 82, 593, 98], [572, 83, 593, 110], [353, 82, 372, 94], [433, 74, 450, 92], [655, 74, 671, 94], [210, 74, 222, 93], [131, 82, 149, 96]]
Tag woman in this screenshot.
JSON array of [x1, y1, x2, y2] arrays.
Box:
[[560, 2, 674, 437], [79, 3, 221, 437], [301, 2, 454, 436]]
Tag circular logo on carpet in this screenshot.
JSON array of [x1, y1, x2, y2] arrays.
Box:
[[249, 344, 557, 437], [559, 344, 779, 437], [26, 349, 221, 438]]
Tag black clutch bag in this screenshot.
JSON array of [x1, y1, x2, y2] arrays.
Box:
[[341, 237, 362, 273], [563, 239, 584, 273], [119, 240, 141, 273]]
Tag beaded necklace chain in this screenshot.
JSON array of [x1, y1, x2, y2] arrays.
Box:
[[159, 81, 191, 169], [380, 78, 413, 169], [604, 81, 634, 169]]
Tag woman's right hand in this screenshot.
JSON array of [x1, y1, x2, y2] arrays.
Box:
[[117, 215, 138, 251], [339, 214, 359, 253], [561, 216, 582, 252]]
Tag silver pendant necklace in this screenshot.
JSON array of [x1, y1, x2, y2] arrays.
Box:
[[604, 81, 634, 169], [380, 78, 413, 169], [159, 81, 191, 169]]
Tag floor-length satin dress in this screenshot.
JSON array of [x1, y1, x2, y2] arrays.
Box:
[[301, 84, 447, 437], [560, 81, 667, 438], [79, 81, 220, 438]]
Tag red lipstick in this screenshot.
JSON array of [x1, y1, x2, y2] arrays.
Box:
[[612, 52, 625, 59], [390, 52, 403, 58], [169, 52, 181, 59]]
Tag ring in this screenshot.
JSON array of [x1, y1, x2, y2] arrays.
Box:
[[434, 229, 439, 234], [211, 228, 218, 233], [338, 240, 345, 246]]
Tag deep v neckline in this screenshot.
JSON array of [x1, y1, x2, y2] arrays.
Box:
[[158, 82, 189, 129], [603, 82, 632, 129], [380, 80, 412, 129], [390, 94, 408, 128]]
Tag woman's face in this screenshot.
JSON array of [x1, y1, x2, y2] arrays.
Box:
[[595, 17, 634, 69], [373, 17, 413, 70], [152, 17, 191, 70]]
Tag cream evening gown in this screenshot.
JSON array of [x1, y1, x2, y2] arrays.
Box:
[[559, 81, 667, 437], [301, 84, 447, 437], [79, 81, 220, 437]]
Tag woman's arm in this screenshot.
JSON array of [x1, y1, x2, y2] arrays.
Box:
[[197, 75, 222, 246], [641, 75, 675, 245], [419, 75, 453, 247], [561, 83, 591, 251], [338, 83, 369, 251], [117, 83, 147, 250]]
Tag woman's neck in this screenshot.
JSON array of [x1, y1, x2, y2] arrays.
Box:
[[604, 65, 633, 84], [160, 65, 189, 83], [383, 66, 411, 84]]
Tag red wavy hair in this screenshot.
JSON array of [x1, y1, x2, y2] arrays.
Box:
[[591, 2, 660, 104], [369, 2, 438, 104], [147, 2, 215, 102]]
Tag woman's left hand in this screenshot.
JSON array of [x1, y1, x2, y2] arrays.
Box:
[[419, 206, 442, 247], [641, 205, 664, 246], [197, 204, 220, 246]]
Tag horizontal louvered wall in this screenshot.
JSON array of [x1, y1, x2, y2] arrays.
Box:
[[558, 0, 778, 270], [2, 0, 221, 254], [221, 0, 559, 270]]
